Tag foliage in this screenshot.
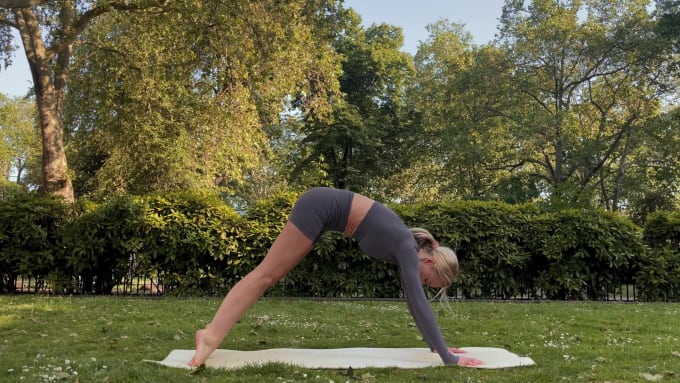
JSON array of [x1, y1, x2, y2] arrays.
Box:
[[224, 190, 296, 281], [655, 0, 680, 74], [397, 200, 538, 299], [3, 1, 678, 218], [65, 0, 342, 200], [0, 192, 71, 293], [0, 94, 39, 187], [60, 191, 244, 295], [403, 21, 517, 203], [622, 107, 680, 224], [635, 246, 680, 301], [1, 1, 176, 202], [1, 189, 677, 301], [279, 232, 402, 298], [60, 196, 146, 294], [399, 0, 677, 211], [138, 191, 243, 295], [524, 209, 644, 300], [0, 177, 26, 200], [643, 210, 680, 249], [291, 9, 416, 196], [496, 0, 670, 210], [636, 210, 680, 301]]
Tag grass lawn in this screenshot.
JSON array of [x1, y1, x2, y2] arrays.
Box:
[[0, 296, 678, 383]]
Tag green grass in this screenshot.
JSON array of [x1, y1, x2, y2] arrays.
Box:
[[0, 296, 678, 383]]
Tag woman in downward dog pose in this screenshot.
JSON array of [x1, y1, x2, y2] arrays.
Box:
[[190, 187, 484, 367]]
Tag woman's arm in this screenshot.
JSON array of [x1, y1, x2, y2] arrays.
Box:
[[398, 257, 459, 364]]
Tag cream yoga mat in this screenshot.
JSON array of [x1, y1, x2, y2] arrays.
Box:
[[149, 347, 535, 370]]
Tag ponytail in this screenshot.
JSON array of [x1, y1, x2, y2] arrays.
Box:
[[409, 227, 459, 300]]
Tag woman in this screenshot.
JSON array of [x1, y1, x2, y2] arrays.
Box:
[[190, 187, 484, 367]]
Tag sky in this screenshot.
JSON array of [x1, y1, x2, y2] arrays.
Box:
[[0, 0, 506, 97], [344, 0, 506, 51]]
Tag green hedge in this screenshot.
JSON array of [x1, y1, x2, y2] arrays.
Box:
[[138, 192, 243, 294], [395, 201, 536, 299], [524, 210, 643, 300], [0, 193, 71, 293], [636, 211, 680, 301], [61, 192, 244, 295], [1, 190, 678, 301], [60, 196, 145, 294]]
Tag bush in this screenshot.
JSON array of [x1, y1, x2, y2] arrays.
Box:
[[636, 211, 680, 301], [643, 211, 680, 249], [235, 191, 297, 280], [0, 192, 72, 293], [635, 247, 680, 301], [3, 190, 677, 301], [524, 209, 643, 300], [397, 200, 536, 299], [61, 196, 145, 294], [278, 232, 402, 298], [138, 191, 243, 295]]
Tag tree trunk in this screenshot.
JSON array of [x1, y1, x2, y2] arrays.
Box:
[[37, 87, 73, 202], [13, 7, 74, 202]]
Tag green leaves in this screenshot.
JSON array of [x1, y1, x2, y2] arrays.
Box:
[[1, 189, 678, 300], [0, 192, 70, 292], [63, 0, 342, 199]]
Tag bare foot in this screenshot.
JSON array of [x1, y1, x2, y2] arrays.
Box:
[[188, 328, 220, 367]]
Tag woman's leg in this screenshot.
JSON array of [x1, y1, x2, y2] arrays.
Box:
[[189, 221, 314, 366]]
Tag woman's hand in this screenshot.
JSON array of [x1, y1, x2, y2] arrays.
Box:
[[448, 347, 467, 354], [457, 356, 485, 367]]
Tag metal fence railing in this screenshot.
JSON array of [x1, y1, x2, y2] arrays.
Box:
[[4, 274, 638, 301], [8, 275, 165, 296]]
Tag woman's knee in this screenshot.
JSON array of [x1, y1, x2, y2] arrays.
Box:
[[249, 267, 286, 289]]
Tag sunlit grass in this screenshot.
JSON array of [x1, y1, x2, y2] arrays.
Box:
[[0, 296, 678, 382]]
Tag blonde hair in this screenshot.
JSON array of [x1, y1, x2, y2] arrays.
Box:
[[410, 228, 459, 300]]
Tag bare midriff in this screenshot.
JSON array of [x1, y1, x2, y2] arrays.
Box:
[[344, 193, 374, 237]]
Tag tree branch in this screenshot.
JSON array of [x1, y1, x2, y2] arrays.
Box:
[[0, 0, 41, 8], [47, 0, 168, 59]]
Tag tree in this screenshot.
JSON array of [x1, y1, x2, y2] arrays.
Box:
[[2, 1, 341, 201], [0, 93, 39, 187], [491, 0, 670, 210], [1, 0, 171, 202], [291, 9, 415, 197], [403, 20, 524, 203], [655, 0, 680, 69], [621, 106, 680, 223]]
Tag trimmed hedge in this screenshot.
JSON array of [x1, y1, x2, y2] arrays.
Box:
[[0, 193, 71, 293], [523, 210, 643, 300], [395, 201, 536, 299], [0, 190, 678, 301], [636, 211, 680, 301]]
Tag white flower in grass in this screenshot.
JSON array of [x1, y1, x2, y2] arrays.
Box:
[[640, 373, 663, 382]]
